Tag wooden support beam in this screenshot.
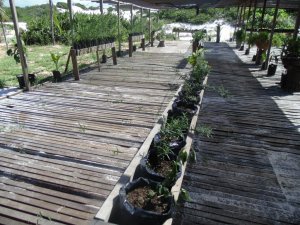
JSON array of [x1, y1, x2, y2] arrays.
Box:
[[260, 0, 267, 29], [112, 47, 117, 65], [70, 48, 79, 80], [233, 5, 240, 40], [248, 0, 258, 50], [238, 4, 243, 26], [49, 0, 55, 45], [149, 9, 152, 46], [141, 38, 145, 51], [140, 8, 143, 33], [100, 0, 103, 15], [67, 0, 74, 45], [128, 36, 133, 57], [117, 1, 121, 53], [293, 4, 300, 40], [9, 0, 30, 91], [130, 4, 133, 28], [265, 0, 281, 70]]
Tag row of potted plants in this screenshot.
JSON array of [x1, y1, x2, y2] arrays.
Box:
[[72, 36, 116, 50], [115, 49, 210, 225]]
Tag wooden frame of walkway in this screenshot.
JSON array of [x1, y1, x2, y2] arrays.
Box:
[[0, 42, 190, 224]]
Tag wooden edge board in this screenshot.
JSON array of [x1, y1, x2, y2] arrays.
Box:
[[94, 84, 184, 222], [163, 75, 208, 225], [0, 89, 23, 100]]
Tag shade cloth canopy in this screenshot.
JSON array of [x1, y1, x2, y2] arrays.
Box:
[[100, 0, 300, 9]]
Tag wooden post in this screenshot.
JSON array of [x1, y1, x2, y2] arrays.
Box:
[[260, 0, 267, 29], [140, 8, 143, 33], [112, 47, 117, 65], [293, 5, 300, 40], [9, 0, 30, 91], [233, 5, 240, 40], [130, 4, 133, 28], [70, 48, 79, 80], [248, 0, 257, 50], [96, 48, 101, 72], [149, 9, 152, 46], [49, 0, 55, 45], [67, 0, 74, 45], [264, 0, 280, 70], [100, 0, 103, 15], [129, 36, 133, 57], [242, 4, 247, 26], [238, 5, 243, 27], [117, 1, 121, 54], [246, 0, 253, 27], [64, 50, 71, 73], [141, 38, 145, 51]]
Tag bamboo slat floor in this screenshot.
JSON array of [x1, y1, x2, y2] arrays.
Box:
[[0, 41, 190, 225], [173, 42, 300, 225]]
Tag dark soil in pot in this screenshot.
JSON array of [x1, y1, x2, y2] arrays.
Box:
[[16, 74, 36, 89], [117, 178, 174, 225], [158, 40, 165, 47], [52, 70, 62, 81], [267, 64, 277, 76], [133, 45, 137, 51], [101, 54, 107, 63], [172, 100, 198, 117], [153, 133, 187, 155]]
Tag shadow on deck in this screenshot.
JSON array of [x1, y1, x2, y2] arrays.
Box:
[[173, 42, 300, 225]]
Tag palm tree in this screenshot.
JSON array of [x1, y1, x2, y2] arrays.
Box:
[[0, 0, 9, 50]]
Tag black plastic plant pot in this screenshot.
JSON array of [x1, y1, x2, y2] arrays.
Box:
[[154, 133, 187, 155], [139, 152, 181, 187], [172, 100, 198, 117], [267, 64, 277, 76], [16, 74, 36, 89], [239, 45, 244, 51], [52, 70, 62, 81], [133, 45, 137, 52], [245, 48, 250, 55], [252, 55, 256, 62], [158, 40, 165, 47], [119, 178, 174, 225], [101, 54, 107, 63]]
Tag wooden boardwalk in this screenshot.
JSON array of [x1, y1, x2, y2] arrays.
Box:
[[173, 43, 300, 225], [0, 45, 188, 225]]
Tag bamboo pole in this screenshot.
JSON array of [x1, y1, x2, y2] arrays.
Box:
[[265, 0, 281, 70], [49, 0, 55, 45], [9, 0, 30, 91]]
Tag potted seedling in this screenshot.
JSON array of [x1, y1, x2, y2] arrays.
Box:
[[281, 38, 300, 92], [156, 30, 166, 47], [50, 52, 64, 81], [267, 54, 279, 76], [253, 32, 269, 65], [235, 29, 246, 49], [139, 141, 182, 188], [119, 178, 174, 225], [7, 40, 35, 89]]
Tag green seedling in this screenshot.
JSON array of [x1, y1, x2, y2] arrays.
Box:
[[195, 124, 213, 138]]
